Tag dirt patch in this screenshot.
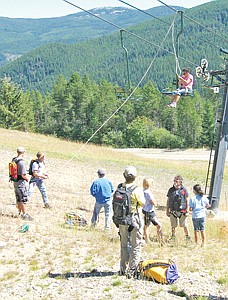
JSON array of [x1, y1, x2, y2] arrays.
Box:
[[115, 148, 228, 162], [0, 146, 228, 300]]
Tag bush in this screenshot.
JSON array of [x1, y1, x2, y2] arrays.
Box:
[[147, 128, 184, 148]]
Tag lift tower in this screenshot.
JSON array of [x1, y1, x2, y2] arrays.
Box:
[[207, 61, 228, 212]]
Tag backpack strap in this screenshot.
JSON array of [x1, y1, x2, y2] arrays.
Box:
[[127, 185, 138, 214], [32, 159, 41, 174]]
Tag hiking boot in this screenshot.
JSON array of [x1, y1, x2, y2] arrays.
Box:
[[186, 235, 191, 241], [21, 214, 33, 221], [118, 270, 126, 276], [126, 272, 134, 279], [126, 269, 138, 279], [44, 203, 51, 209], [171, 234, 176, 240]]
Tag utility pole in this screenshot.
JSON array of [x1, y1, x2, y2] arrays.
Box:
[[208, 62, 228, 212]]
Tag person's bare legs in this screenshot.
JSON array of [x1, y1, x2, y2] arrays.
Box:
[[156, 224, 163, 243], [17, 202, 26, 214], [184, 226, 190, 237], [143, 224, 149, 243], [171, 94, 180, 104], [194, 230, 199, 244], [200, 230, 205, 246]]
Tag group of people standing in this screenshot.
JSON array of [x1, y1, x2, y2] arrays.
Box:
[[12, 146, 210, 279], [90, 166, 210, 278], [12, 146, 51, 221]]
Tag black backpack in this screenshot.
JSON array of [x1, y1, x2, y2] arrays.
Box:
[[170, 187, 187, 212], [112, 183, 137, 228], [28, 159, 39, 176]]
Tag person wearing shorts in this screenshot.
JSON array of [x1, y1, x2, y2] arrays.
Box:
[[167, 68, 193, 108], [166, 175, 190, 240], [142, 178, 163, 243], [189, 184, 210, 246], [13, 147, 33, 221]]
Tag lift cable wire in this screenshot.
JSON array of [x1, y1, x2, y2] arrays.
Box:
[[61, 2, 177, 165], [117, 0, 170, 26], [172, 23, 181, 75], [156, 0, 228, 44], [63, 0, 198, 68], [118, 0, 222, 51]]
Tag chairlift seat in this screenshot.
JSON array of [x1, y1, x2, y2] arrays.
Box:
[[162, 90, 194, 97]]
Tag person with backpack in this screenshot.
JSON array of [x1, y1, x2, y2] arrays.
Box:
[[189, 184, 210, 247], [11, 147, 33, 220], [166, 175, 191, 240], [90, 168, 114, 230], [28, 151, 50, 208], [167, 68, 194, 108], [114, 166, 145, 279], [142, 178, 163, 244]]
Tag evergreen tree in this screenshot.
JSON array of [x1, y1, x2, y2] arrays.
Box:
[[0, 77, 34, 131]]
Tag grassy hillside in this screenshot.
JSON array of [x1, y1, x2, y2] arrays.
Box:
[[0, 0, 227, 94], [0, 128, 228, 299]]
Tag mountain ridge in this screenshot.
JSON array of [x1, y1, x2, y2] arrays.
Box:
[[0, 0, 227, 93], [0, 5, 184, 66]]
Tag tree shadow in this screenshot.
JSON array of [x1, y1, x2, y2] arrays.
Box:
[[1, 212, 18, 218], [48, 270, 116, 279], [76, 207, 91, 213], [168, 290, 226, 300]]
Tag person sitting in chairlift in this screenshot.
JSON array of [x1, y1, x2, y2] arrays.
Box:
[[167, 68, 193, 108]]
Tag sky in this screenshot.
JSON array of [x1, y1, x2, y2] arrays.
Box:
[[0, 0, 213, 19]]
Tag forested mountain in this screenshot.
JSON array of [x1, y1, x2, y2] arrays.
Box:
[[0, 0, 227, 150], [0, 5, 183, 66], [0, 0, 227, 94]]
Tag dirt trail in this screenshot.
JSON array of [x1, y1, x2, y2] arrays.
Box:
[[116, 148, 228, 162]]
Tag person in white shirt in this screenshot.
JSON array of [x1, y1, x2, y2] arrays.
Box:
[[28, 151, 50, 208]]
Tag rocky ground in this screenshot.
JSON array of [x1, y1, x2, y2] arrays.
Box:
[[0, 147, 228, 300]]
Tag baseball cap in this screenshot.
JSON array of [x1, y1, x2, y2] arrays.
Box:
[[124, 166, 137, 177], [17, 146, 26, 153], [97, 168, 105, 175]]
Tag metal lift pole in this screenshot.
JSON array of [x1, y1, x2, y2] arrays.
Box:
[[209, 63, 228, 212], [175, 11, 183, 88], [120, 30, 130, 91]]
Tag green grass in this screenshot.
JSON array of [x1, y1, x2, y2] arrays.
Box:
[[216, 275, 228, 285], [112, 279, 122, 286], [29, 259, 39, 271], [0, 271, 19, 281]]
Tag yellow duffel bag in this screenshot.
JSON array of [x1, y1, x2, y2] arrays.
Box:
[[138, 259, 179, 284]]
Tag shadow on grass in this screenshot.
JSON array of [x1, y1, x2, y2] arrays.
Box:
[[169, 290, 227, 300], [48, 270, 116, 279]]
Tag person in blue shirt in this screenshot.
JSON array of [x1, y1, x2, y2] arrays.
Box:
[[90, 168, 114, 230], [189, 184, 210, 247]]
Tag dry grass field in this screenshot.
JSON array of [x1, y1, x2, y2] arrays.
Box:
[[0, 128, 227, 300]]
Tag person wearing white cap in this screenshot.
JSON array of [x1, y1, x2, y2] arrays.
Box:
[[28, 151, 50, 208], [13, 147, 33, 220], [117, 166, 145, 279], [90, 168, 114, 229]]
